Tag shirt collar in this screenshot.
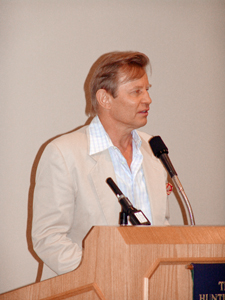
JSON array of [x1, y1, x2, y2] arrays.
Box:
[[89, 116, 142, 155]]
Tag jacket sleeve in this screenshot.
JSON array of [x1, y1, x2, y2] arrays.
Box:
[[32, 142, 82, 275]]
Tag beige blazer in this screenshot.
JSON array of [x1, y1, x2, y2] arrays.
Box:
[[32, 125, 169, 279]]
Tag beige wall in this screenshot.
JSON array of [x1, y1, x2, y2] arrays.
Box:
[[1, 0, 225, 294]]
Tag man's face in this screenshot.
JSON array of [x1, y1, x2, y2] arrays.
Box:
[[108, 72, 152, 131]]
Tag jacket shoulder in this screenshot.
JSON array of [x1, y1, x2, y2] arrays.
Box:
[[49, 125, 89, 152]]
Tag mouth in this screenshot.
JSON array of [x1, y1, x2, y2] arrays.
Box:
[[139, 109, 149, 114]]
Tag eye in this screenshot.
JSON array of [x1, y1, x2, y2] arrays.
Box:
[[146, 85, 152, 94], [132, 89, 141, 95]]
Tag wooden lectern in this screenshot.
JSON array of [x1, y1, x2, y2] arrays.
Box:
[[1, 226, 225, 300]]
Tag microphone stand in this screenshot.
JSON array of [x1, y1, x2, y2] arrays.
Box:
[[149, 136, 196, 226], [106, 177, 151, 226], [119, 210, 128, 225], [172, 175, 195, 225]]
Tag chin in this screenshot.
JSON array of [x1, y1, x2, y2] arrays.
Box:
[[139, 119, 148, 128], [135, 122, 147, 130]]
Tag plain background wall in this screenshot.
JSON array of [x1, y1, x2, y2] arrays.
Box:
[[0, 0, 225, 294]]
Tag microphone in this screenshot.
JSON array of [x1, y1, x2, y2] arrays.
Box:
[[106, 177, 151, 226], [149, 136, 195, 225]]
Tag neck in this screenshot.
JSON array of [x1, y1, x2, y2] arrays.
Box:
[[97, 114, 133, 167], [98, 114, 133, 146]]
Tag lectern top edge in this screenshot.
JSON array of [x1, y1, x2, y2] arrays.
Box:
[[114, 226, 225, 245]]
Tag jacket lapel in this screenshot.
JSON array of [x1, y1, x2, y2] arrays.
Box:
[[89, 149, 121, 225]]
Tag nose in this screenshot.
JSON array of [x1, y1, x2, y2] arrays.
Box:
[[143, 90, 152, 105]]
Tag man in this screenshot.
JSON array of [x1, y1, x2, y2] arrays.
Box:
[[32, 51, 169, 280]]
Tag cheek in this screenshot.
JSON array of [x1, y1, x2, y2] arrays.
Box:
[[112, 96, 138, 115]]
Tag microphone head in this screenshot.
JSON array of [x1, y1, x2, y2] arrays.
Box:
[[106, 177, 123, 196], [149, 136, 168, 158]]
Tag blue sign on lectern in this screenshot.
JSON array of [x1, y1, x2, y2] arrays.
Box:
[[192, 263, 225, 300]]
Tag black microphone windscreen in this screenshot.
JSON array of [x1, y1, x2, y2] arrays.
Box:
[[106, 177, 123, 196], [149, 136, 168, 158]]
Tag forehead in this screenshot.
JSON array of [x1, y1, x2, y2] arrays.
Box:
[[118, 72, 149, 90]]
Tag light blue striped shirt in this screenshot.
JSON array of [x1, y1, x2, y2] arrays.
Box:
[[89, 116, 152, 223]]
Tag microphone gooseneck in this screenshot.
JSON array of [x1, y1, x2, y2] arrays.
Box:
[[149, 136, 195, 226]]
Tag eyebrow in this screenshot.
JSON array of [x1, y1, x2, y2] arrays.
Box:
[[131, 84, 152, 89]]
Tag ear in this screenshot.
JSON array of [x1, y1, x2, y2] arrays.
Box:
[[96, 89, 112, 110]]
